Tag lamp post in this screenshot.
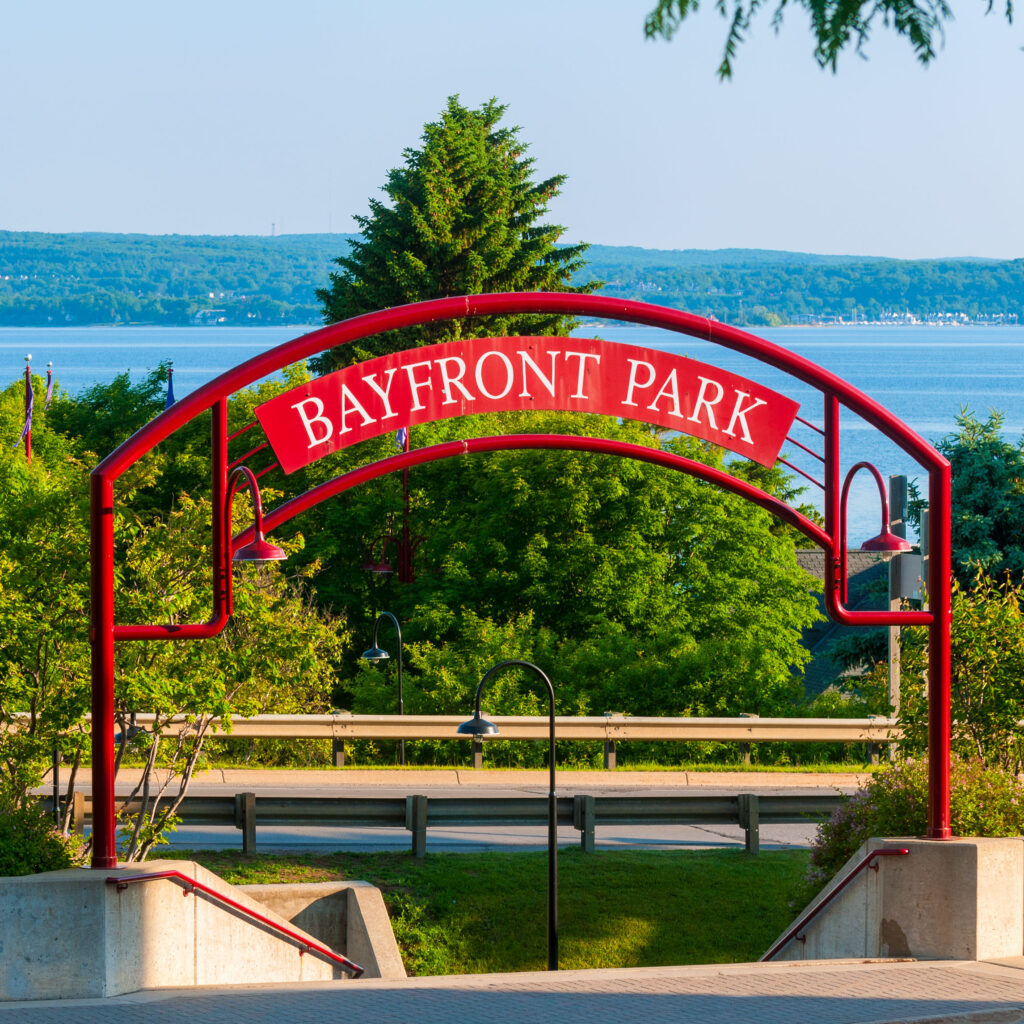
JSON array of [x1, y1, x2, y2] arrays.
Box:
[[362, 611, 405, 766], [457, 659, 559, 971], [21, 354, 31, 464]]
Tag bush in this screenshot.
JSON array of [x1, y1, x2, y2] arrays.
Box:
[[0, 803, 86, 877], [791, 757, 1024, 910], [899, 575, 1024, 775]]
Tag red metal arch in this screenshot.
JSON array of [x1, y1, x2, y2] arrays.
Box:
[[90, 293, 952, 867]]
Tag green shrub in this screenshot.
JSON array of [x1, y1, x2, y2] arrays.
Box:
[[791, 756, 1024, 910], [0, 804, 86, 877]]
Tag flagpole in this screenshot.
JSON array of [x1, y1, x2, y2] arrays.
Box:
[[400, 425, 412, 583], [23, 354, 31, 465]]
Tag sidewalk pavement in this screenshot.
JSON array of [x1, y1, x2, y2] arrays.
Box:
[[4, 958, 1024, 1024]]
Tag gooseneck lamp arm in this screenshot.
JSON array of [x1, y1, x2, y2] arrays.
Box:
[[363, 611, 405, 764], [838, 461, 913, 603], [224, 465, 287, 616]]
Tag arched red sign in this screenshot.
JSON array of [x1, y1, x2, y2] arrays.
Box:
[[88, 292, 952, 870], [255, 337, 799, 473]]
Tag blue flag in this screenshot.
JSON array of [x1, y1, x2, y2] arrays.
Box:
[[395, 426, 408, 451], [44, 364, 53, 411], [165, 366, 175, 409]]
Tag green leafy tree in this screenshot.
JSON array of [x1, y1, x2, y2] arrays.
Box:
[[645, 0, 1012, 78], [112, 496, 347, 861], [909, 410, 1024, 585], [313, 96, 596, 371], [337, 413, 822, 752], [0, 376, 92, 819], [0, 369, 352, 863]]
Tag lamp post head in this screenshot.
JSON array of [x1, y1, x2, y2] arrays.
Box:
[[362, 558, 395, 575], [361, 644, 390, 662], [457, 713, 499, 737], [233, 535, 287, 565], [860, 530, 913, 554]]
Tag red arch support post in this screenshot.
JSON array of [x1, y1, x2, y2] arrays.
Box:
[[89, 293, 952, 867]]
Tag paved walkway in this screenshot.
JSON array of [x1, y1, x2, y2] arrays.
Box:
[[5, 959, 1024, 1024]]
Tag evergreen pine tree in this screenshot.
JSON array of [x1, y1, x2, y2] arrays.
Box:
[[313, 96, 597, 372]]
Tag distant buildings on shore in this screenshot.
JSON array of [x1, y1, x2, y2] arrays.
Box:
[[790, 311, 1019, 326]]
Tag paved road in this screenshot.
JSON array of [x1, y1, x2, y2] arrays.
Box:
[[5, 959, 1024, 1024], [66, 767, 860, 853]]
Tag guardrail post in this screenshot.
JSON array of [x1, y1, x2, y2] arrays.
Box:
[[739, 713, 758, 766], [737, 793, 759, 855], [867, 742, 881, 766], [332, 739, 345, 768], [573, 794, 596, 853], [406, 794, 428, 858], [603, 739, 617, 770], [73, 791, 86, 836], [235, 791, 256, 853], [472, 735, 483, 770]]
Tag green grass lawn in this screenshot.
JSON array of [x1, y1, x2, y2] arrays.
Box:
[[168, 847, 810, 975]]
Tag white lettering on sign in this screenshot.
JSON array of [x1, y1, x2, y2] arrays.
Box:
[[648, 368, 682, 418], [623, 359, 656, 407], [437, 356, 475, 406], [518, 350, 560, 399], [292, 396, 333, 448], [474, 350, 515, 400], [337, 382, 375, 435], [362, 368, 400, 421], [256, 336, 799, 475], [688, 376, 725, 432], [563, 351, 600, 399], [403, 360, 434, 411], [724, 391, 768, 444]]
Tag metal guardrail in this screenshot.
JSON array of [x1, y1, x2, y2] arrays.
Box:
[[82, 712, 898, 768], [61, 791, 843, 857], [123, 712, 900, 743]]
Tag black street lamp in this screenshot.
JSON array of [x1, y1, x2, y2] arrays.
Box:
[[457, 659, 559, 971], [362, 611, 405, 766]]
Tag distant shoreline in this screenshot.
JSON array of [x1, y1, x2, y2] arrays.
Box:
[[3, 319, 1021, 330]]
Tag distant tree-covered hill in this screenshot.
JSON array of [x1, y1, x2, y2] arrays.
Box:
[[0, 232, 356, 327], [0, 230, 1020, 327]]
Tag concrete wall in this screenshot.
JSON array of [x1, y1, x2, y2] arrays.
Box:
[[0, 860, 345, 1001], [238, 880, 406, 980], [767, 837, 1024, 962]]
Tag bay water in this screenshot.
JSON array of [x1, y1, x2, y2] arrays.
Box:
[[3, 322, 1021, 544]]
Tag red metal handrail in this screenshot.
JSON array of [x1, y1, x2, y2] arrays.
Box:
[[106, 870, 364, 978], [760, 847, 909, 962]]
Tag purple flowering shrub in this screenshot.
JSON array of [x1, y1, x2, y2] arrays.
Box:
[[791, 756, 1024, 911]]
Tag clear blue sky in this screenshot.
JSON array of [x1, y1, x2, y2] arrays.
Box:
[[2, 0, 1021, 259]]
